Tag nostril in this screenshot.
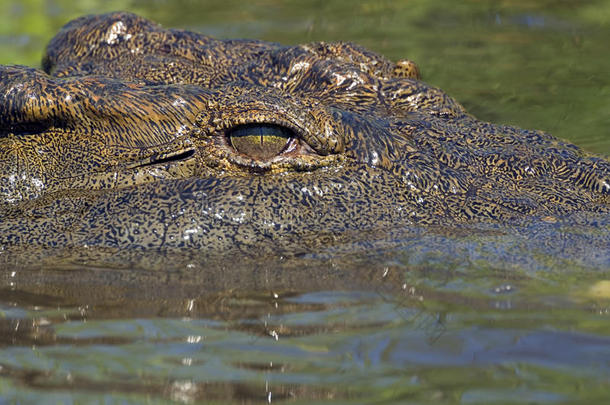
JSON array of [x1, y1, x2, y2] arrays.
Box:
[[393, 59, 421, 80]]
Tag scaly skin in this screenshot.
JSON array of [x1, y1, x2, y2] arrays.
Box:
[[0, 12, 608, 255]]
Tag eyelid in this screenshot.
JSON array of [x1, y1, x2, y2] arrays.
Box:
[[195, 122, 337, 173], [195, 91, 345, 156]]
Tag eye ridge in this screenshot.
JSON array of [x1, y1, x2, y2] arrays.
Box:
[[227, 123, 296, 161]]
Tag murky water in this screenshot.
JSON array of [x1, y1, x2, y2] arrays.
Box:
[[1, 0, 609, 403]]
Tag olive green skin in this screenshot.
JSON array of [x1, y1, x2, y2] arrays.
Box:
[[0, 12, 608, 255]]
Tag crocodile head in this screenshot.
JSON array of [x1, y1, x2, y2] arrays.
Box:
[[0, 12, 608, 256]]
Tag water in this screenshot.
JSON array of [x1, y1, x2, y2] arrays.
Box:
[[1, 0, 610, 403]]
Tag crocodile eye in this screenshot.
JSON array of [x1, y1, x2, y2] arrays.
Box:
[[227, 124, 295, 160]]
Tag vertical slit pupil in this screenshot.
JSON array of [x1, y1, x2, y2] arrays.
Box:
[[228, 124, 294, 160]]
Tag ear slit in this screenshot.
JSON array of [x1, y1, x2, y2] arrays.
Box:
[[0, 121, 55, 138], [138, 149, 196, 167]]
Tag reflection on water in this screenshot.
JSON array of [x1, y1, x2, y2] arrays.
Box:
[[1, 0, 610, 403], [2, 218, 610, 402]]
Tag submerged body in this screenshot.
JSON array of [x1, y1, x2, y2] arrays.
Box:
[[0, 12, 608, 255]]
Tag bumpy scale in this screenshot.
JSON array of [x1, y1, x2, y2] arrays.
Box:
[[0, 12, 608, 254]]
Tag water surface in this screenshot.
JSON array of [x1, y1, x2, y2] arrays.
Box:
[[1, 0, 609, 403]]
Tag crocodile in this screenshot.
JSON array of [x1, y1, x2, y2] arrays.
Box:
[[0, 12, 608, 259]]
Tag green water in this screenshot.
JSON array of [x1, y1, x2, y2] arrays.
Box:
[[1, 0, 610, 403], [1, 0, 609, 154]]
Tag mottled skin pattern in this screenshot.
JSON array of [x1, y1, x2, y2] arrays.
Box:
[[0, 12, 608, 255]]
